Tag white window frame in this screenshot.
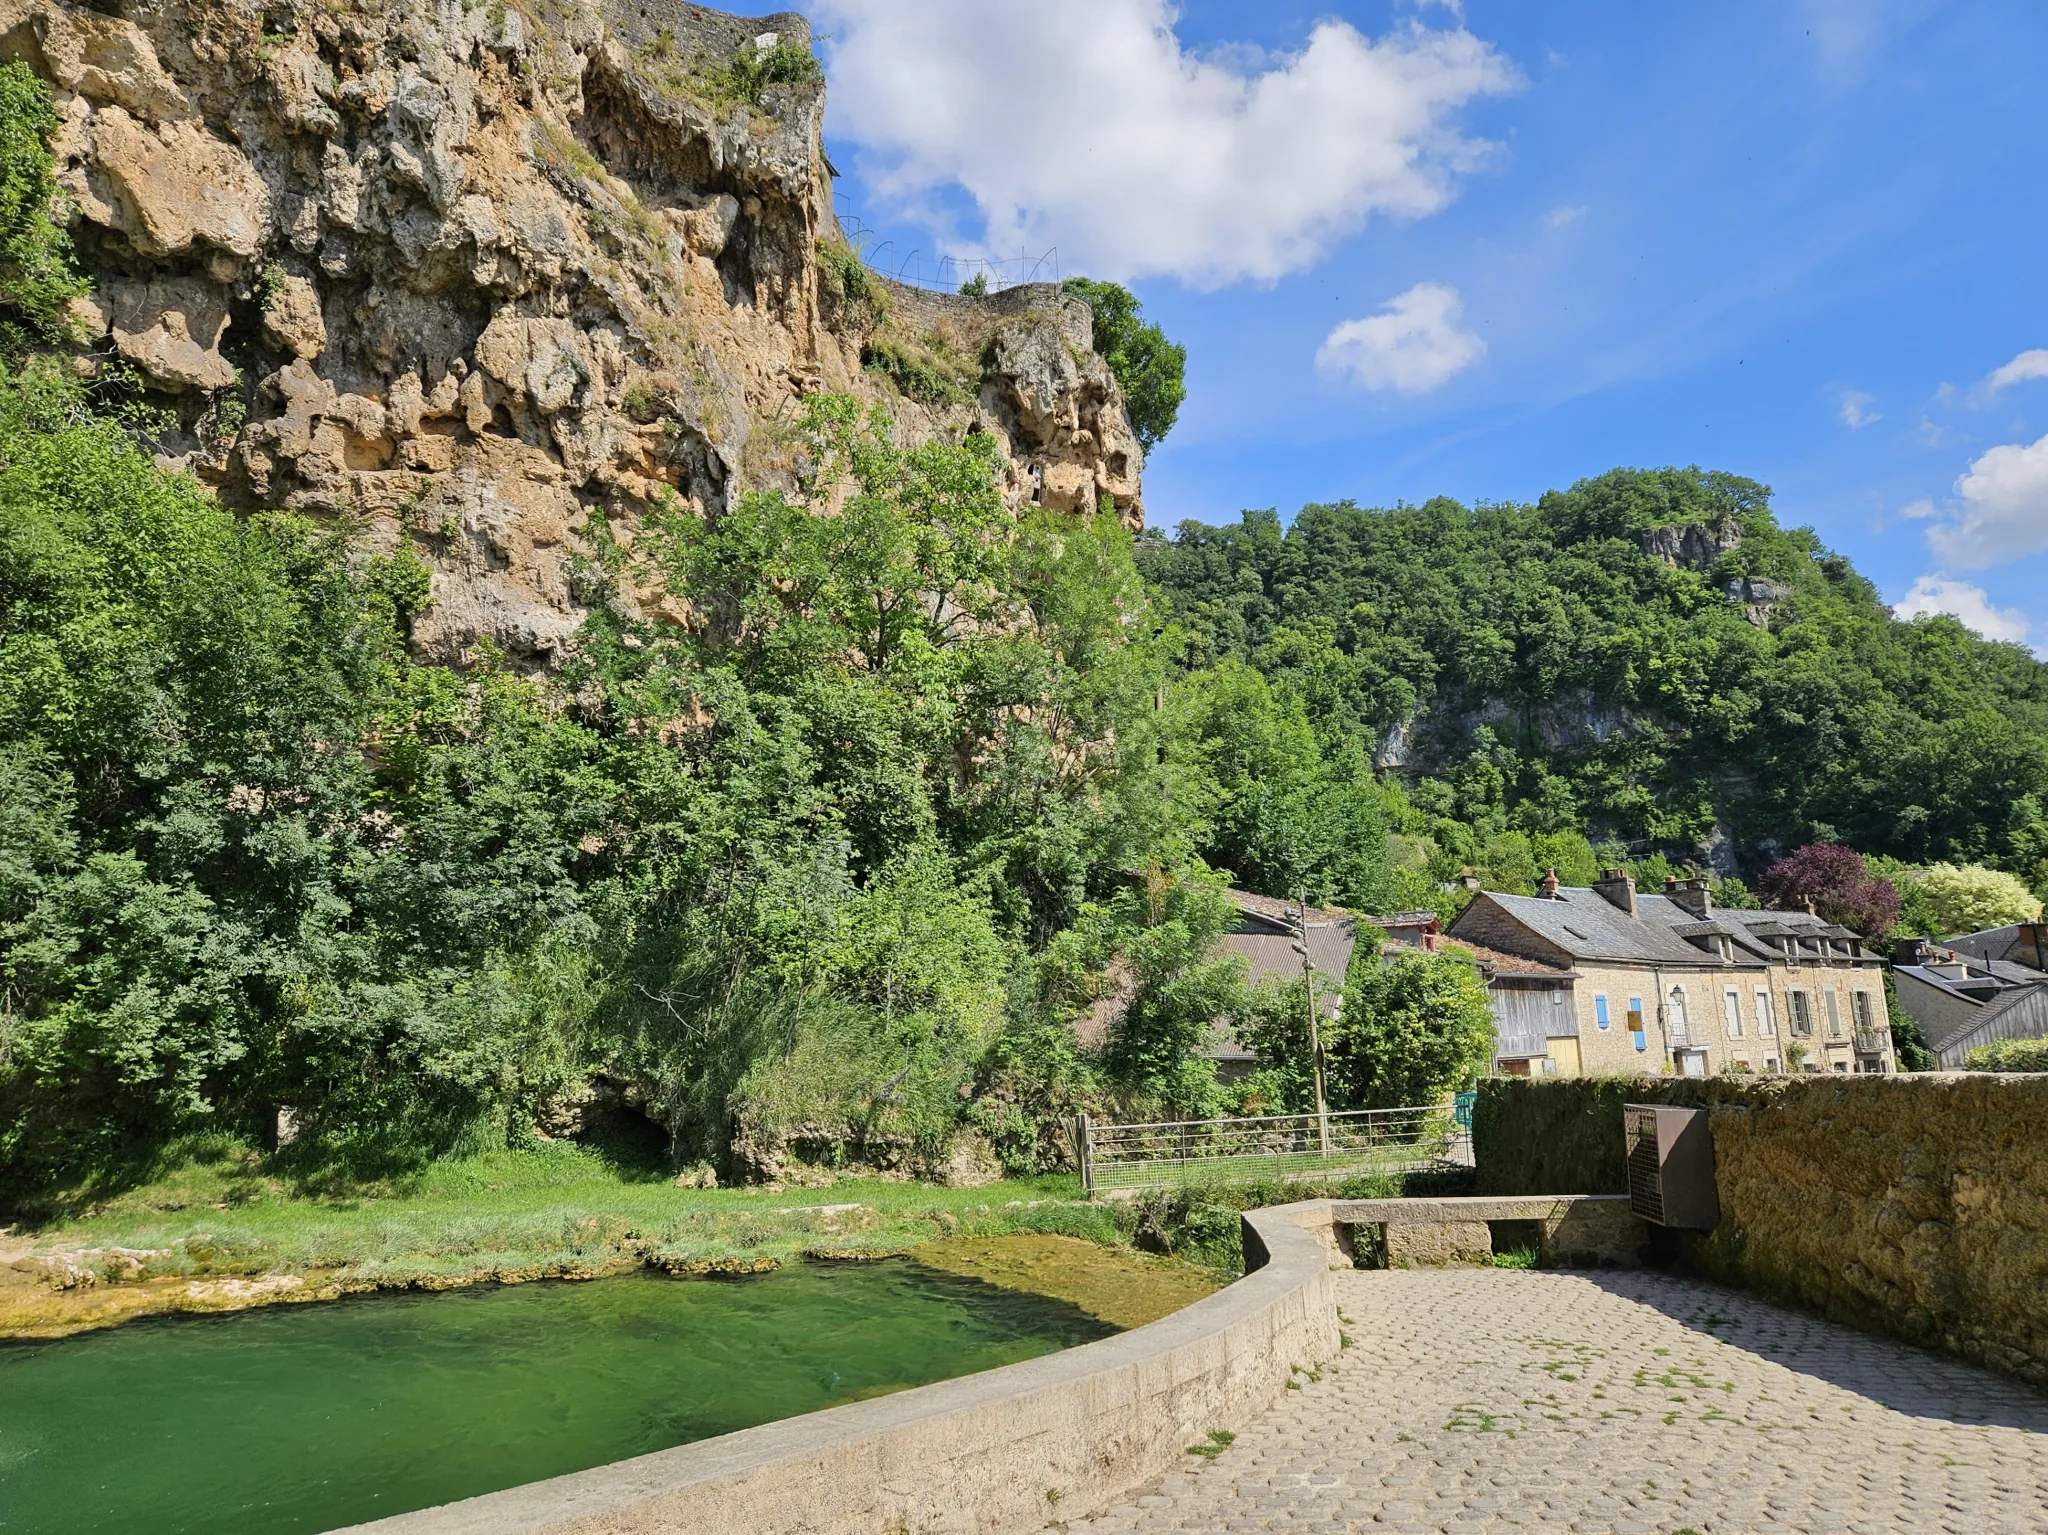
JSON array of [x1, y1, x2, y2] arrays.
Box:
[[1723, 987, 1743, 1038], [1825, 989, 1842, 1038], [1755, 990, 1775, 1037]]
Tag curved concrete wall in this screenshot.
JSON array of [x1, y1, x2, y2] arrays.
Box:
[[333, 1207, 1339, 1535]]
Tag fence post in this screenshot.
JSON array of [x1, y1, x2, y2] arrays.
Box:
[[1075, 1113, 1094, 1198]]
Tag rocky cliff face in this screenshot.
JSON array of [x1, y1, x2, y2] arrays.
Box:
[[4, 0, 1144, 665]]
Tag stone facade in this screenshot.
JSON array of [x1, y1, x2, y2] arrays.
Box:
[[1450, 874, 1895, 1078]]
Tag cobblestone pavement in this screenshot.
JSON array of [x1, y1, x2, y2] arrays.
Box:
[[1053, 1269, 2048, 1535]]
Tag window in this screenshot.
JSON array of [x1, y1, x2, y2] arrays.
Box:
[[1852, 990, 1874, 1031], [1628, 996, 1646, 1051], [1788, 991, 1813, 1037], [1826, 990, 1842, 1038], [1765, 1056, 1780, 1074], [1594, 994, 1611, 1030], [1668, 987, 1690, 1047], [1755, 990, 1775, 1037], [1723, 988, 1743, 1038]]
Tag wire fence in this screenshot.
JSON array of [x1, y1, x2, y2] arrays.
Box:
[[832, 205, 1060, 294], [1076, 1104, 1469, 1196]]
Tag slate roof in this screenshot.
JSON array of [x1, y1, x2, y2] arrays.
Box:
[[1477, 888, 1735, 967], [1893, 961, 2048, 1054], [1662, 900, 1875, 961], [1466, 887, 1882, 970], [1948, 924, 2048, 971]]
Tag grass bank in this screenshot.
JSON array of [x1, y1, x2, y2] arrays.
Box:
[[2, 1140, 1473, 1339], [0, 1139, 1186, 1338]]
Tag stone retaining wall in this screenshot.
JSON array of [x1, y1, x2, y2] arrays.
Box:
[[333, 1206, 1339, 1535], [1473, 1073, 2048, 1385]]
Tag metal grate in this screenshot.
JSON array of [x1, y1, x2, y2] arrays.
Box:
[[1077, 1104, 1464, 1196], [1624, 1104, 1665, 1224]]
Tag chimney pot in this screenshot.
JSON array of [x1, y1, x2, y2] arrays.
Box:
[[1668, 875, 1713, 920], [1539, 867, 1561, 899], [1593, 869, 1638, 918]]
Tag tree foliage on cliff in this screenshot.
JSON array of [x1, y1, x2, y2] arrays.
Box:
[[1061, 277, 1186, 454], [0, 63, 88, 348], [0, 371, 1350, 1200], [1137, 468, 2048, 895]]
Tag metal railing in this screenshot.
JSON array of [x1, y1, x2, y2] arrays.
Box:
[[833, 206, 1061, 294], [1075, 1103, 1466, 1196]]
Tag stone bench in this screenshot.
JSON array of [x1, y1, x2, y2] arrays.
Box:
[[1287, 1195, 1645, 1270]]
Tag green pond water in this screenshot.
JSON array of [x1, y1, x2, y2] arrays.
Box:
[[0, 1262, 1119, 1534]]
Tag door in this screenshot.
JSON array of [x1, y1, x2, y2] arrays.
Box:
[[1548, 1036, 1582, 1077]]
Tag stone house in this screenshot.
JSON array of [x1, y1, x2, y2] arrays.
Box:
[[1447, 871, 1896, 1077], [1891, 930, 2048, 1068], [1198, 891, 1357, 1082], [1198, 894, 1463, 1082]]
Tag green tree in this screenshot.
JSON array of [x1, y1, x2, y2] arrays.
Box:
[[1137, 468, 2048, 879], [0, 63, 87, 346], [1061, 277, 1186, 452], [1095, 867, 1242, 1115], [1910, 862, 2042, 936], [1328, 951, 1495, 1109]]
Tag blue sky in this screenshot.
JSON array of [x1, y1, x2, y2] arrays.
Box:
[[802, 1, 2048, 647]]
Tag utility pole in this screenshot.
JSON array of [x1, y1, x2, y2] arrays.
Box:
[[1294, 890, 1331, 1155]]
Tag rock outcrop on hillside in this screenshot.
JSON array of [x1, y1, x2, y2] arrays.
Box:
[[3, 0, 1145, 665]]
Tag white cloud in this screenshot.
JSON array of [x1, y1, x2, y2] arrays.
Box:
[[1838, 390, 1878, 428], [1978, 348, 2048, 399], [1899, 498, 1936, 520], [1317, 282, 1485, 394], [813, 0, 1517, 287], [1544, 204, 1587, 229], [1924, 431, 2048, 568], [1893, 576, 2030, 645]]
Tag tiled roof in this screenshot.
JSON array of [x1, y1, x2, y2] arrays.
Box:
[[1225, 888, 1349, 928], [1440, 939, 1573, 978]]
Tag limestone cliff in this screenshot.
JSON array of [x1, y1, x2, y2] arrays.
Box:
[[2, 0, 1145, 664]]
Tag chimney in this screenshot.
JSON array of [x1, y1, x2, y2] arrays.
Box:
[[1539, 867, 1561, 899], [1668, 875, 1712, 920], [1891, 936, 1929, 967], [1593, 868, 1637, 918], [1805, 897, 1817, 917]]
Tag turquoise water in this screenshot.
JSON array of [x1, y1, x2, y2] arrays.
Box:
[[0, 1263, 1118, 1533]]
